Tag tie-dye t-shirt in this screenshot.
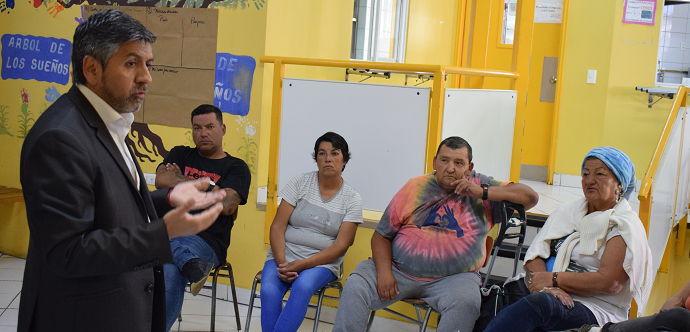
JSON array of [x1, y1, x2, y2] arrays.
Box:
[[375, 171, 507, 279]]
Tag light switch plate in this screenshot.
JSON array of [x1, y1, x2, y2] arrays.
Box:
[[144, 173, 156, 186], [587, 69, 597, 84]]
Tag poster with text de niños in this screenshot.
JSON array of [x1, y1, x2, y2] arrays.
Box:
[[2, 34, 72, 85], [214, 53, 255, 116]]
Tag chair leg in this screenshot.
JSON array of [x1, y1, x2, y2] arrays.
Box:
[[365, 310, 377, 332], [312, 288, 326, 332], [244, 276, 260, 332], [227, 264, 242, 331], [414, 306, 423, 331], [211, 267, 220, 332], [419, 307, 434, 332]]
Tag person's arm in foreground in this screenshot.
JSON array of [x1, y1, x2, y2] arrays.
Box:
[[451, 180, 539, 210], [662, 278, 690, 310], [269, 200, 296, 281], [155, 162, 189, 189], [528, 236, 629, 308], [372, 232, 398, 300], [276, 221, 359, 282]]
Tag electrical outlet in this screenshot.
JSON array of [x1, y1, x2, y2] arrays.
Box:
[[682, 41, 686, 51], [144, 173, 156, 186]]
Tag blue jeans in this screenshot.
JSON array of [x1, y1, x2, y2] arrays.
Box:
[[260, 259, 336, 332], [164, 235, 219, 332], [484, 292, 598, 332]]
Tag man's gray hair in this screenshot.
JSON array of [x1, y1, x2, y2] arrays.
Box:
[[71, 9, 156, 85]]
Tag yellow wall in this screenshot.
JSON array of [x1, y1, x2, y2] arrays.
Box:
[[554, 0, 671, 177]]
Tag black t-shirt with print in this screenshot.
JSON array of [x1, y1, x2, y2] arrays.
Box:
[[160, 146, 251, 263]]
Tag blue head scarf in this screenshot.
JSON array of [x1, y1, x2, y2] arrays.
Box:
[[581, 147, 636, 200]]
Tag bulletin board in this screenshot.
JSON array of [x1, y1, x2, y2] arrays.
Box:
[[278, 78, 430, 212], [84, 5, 218, 128], [442, 89, 517, 182]]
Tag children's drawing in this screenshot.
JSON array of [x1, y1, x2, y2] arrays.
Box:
[[0, 0, 14, 13], [17, 88, 34, 139], [0, 105, 13, 137], [126, 122, 169, 163], [235, 117, 257, 174]]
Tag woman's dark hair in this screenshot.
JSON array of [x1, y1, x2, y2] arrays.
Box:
[[312, 132, 351, 171]]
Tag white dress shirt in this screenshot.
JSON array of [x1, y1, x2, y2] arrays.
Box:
[[77, 84, 140, 189]]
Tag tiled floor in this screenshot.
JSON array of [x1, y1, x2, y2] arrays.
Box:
[[0, 179, 621, 332]]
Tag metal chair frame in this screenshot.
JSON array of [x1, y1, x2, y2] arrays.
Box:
[[244, 262, 344, 332], [178, 261, 242, 332], [365, 201, 527, 332]]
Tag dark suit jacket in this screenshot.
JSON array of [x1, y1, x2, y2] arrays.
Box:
[[17, 86, 174, 332]]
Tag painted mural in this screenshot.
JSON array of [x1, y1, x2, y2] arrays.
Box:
[[214, 53, 255, 116], [0, 0, 264, 201], [127, 123, 169, 163]]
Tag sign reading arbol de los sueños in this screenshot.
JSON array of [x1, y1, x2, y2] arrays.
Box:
[[2, 34, 72, 85]]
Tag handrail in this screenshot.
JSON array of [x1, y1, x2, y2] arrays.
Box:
[[259, 56, 519, 79], [638, 85, 688, 201], [443, 65, 519, 79]]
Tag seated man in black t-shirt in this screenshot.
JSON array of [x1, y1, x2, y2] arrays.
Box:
[[155, 104, 251, 331]]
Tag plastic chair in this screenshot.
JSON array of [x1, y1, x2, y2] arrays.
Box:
[[244, 262, 345, 332], [364, 201, 527, 332]]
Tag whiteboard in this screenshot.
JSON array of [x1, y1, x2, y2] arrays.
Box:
[[279, 78, 430, 212], [442, 89, 517, 181], [648, 107, 687, 274]]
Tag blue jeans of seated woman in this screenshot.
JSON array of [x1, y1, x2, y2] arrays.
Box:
[[164, 235, 219, 332], [484, 292, 598, 332], [260, 259, 336, 332]]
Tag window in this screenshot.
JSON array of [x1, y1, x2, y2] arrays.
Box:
[[351, 0, 410, 63], [501, 0, 518, 45], [656, 3, 690, 86]]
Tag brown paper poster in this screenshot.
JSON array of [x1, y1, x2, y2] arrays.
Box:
[[84, 5, 218, 128]]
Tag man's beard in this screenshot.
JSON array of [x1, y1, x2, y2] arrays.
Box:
[[102, 82, 147, 114]]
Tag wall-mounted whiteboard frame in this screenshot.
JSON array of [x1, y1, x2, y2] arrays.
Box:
[[441, 89, 518, 181], [278, 78, 430, 212]]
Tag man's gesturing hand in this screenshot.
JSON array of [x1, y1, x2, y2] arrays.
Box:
[[168, 177, 225, 210], [164, 198, 224, 239]]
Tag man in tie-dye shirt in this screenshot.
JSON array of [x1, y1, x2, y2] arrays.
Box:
[[334, 136, 538, 332]]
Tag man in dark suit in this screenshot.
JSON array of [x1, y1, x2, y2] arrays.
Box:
[[17, 9, 226, 332]]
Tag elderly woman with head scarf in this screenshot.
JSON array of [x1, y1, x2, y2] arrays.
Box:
[[484, 147, 653, 332]]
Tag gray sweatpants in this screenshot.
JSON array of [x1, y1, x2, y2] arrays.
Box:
[[333, 259, 481, 332]]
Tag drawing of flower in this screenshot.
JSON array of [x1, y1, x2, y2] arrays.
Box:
[[17, 89, 35, 138], [20, 88, 29, 104], [235, 117, 258, 174], [0, 105, 13, 137]]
